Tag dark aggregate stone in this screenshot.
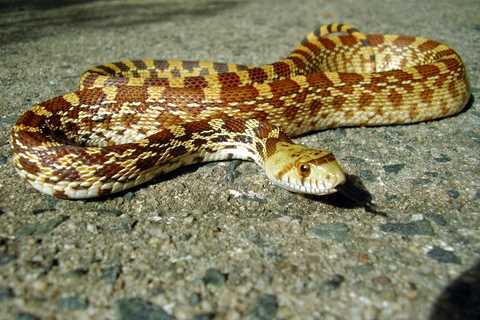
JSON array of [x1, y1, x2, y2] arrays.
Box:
[[385, 194, 401, 202], [123, 192, 135, 201], [359, 169, 375, 182], [383, 164, 405, 174], [425, 213, 448, 226], [0, 287, 14, 300], [0, 254, 16, 266], [427, 246, 461, 264], [322, 274, 345, 290], [189, 292, 201, 306], [0, 114, 17, 128], [0, 155, 7, 166], [15, 215, 69, 237], [101, 264, 122, 284], [16, 313, 40, 320], [343, 156, 366, 165], [248, 294, 279, 320], [116, 297, 174, 320], [96, 208, 124, 217], [433, 154, 451, 163], [380, 220, 434, 236], [193, 313, 216, 320], [351, 264, 374, 274], [412, 178, 432, 186], [202, 268, 227, 286], [66, 267, 89, 278], [424, 171, 439, 178], [57, 295, 89, 310], [447, 190, 460, 199], [225, 160, 242, 182], [310, 223, 350, 241]]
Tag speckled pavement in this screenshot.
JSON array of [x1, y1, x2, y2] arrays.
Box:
[[0, 0, 479, 319]]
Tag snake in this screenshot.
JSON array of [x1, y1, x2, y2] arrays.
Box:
[[10, 23, 470, 199]]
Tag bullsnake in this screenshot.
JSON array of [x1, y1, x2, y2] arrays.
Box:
[[10, 23, 470, 199]]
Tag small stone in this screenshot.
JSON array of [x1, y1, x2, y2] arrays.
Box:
[[351, 264, 374, 274], [57, 295, 89, 310], [380, 220, 434, 236], [427, 246, 461, 264], [373, 275, 391, 285], [383, 164, 405, 174], [225, 160, 242, 182], [190, 292, 201, 306], [359, 169, 375, 182], [116, 297, 174, 320], [16, 313, 40, 320], [96, 208, 123, 217], [323, 274, 345, 290], [123, 192, 135, 201], [0, 287, 14, 300], [15, 215, 69, 237], [412, 178, 432, 186], [193, 313, 216, 320], [248, 294, 278, 320], [101, 264, 122, 285], [0, 253, 16, 266], [433, 154, 451, 163], [202, 268, 227, 286], [385, 194, 400, 202], [447, 190, 460, 199], [425, 213, 448, 226], [0, 155, 7, 166], [310, 223, 350, 241], [343, 156, 366, 165]]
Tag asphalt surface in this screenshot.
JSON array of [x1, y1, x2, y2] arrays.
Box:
[[0, 0, 479, 319]]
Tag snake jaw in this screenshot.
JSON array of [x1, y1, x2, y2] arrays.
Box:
[[264, 143, 346, 195]]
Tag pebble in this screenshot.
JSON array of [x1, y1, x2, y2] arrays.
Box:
[[383, 164, 405, 174], [101, 264, 122, 285], [380, 220, 434, 236], [0, 287, 14, 300], [95, 208, 124, 217], [322, 274, 345, 290], [116, 297, 174, 320], [193, 313, 216, 320], [351, 264, 374, 274], [425, 213, 448, 226], [57, 295, 89, 310], [359, 169, 376, 182], [0, 155, 7, 166], [16, 313, 40, 320], [0, 253, 16, 266], [247, 294, 278, 320], [310, 223, 350, 241], [202, 268, 227, 286], [225, 160, 242, 182], [427, 246, 461, 264], [433, 154, 451, 163], [412, 178, 432, 186], [189, 292, 201, 306], [447, 190, 460, 199], [15, 215, 69, 237]]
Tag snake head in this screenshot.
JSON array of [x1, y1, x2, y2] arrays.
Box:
[[264, 142, 346, 195]]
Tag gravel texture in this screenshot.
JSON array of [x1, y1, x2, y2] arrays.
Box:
[[0, 0, 479, 319]]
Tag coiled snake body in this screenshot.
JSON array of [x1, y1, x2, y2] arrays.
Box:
[[10, 24, 470, 199]]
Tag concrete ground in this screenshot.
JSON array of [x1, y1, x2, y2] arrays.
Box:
[[0, 0, 479, 319]]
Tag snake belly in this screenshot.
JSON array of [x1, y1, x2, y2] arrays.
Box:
[[10, 23, 470, 199]]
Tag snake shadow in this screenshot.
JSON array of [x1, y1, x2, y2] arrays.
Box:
[[429, 260, 480, 320], [303, 174, 385, 215]]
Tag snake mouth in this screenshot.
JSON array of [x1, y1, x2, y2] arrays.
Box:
[[271, 179, 343, 196]]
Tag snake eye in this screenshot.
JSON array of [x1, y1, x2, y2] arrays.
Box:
[[298, 163, 311, 176]]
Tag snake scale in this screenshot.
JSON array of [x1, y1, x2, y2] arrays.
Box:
[[10, 23, 470, 199]]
